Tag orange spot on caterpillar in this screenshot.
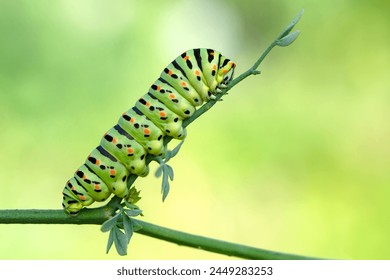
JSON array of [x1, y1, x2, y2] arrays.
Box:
[[183, 55, 190, 60], [82, 175, 86, 179], [146, 101, 150, 107], [159, 111, 166, 117], [181, 81, 187, 87], [110, 169, 116, 175], [213, 64, 217, 70], [144, 128, 150, 135], [112, 138, 117, 144], [168, 70, 173, 76], [157, 85, 161, 91], [195, 70, 200, 76], [222, 69, 227, 74], [169, 93, 175, 99], [96, 159, 101, 165], [94, 184, 100, 190], [130, 117, 135, 123], [127, 148, 134, 154], [79, 195, 86, 201]]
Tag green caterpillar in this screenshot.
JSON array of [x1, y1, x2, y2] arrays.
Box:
[[62, 48, 236, 215]]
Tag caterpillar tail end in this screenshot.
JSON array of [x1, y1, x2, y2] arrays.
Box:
[[63, 203, 83, 216]]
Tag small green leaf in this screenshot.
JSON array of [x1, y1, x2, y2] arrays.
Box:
[[279, 8, 304, 39], [106, 228, 115, 254], [170, 140, 185, 158], [124, 209, 143, 217], [122, 215, 134, 243], [126, 187, 142, 205], [161, 173, 170, 202], [164, 149, 173, 161], [124, 200, 139, 210], [101, 213, 120, 232], [162, 171, 168, 189], [165, 164, 174, 181], [276, 31, 300, 47], [113, 227, 128, 256], [155, 165, 163, 177]]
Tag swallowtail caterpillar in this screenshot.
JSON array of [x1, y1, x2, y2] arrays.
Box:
[[62, 48, 236, 215]]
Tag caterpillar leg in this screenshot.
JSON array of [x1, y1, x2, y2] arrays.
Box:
[[100, 125, 149, 177], [62, 177, 95, 215], [119, 108, 165, 156], [85, 146, 130, 198], [136, 94, 187, 140]]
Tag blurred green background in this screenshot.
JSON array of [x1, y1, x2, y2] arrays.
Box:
[[0, 0, 389, 259]]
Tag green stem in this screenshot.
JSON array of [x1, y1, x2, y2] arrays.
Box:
[[0, 209, 318, 260], [135, 219, 319, 260]]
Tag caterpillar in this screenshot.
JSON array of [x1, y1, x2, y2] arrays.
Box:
[[62, 48, 236, 215]]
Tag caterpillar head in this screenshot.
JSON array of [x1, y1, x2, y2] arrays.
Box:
[[217, 57, 236, 88]]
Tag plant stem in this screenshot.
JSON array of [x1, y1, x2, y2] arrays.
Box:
[[0, 208, 318, 259], [135, 219, 319, 260]]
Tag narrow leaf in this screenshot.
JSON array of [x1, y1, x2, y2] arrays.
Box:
[[113, 227, 128, 256], [165, 164, 174, 181], [279, 8, 304, 39], [122, 215, 134, 243], [106, 228, 115, 254], [124, 200, 140, 210], [161, 171, 168, 192], [161, 173, 170, 202], [124, 209, 143, 217], [100, 213, 120, 232], [155, 165, 163, 178], [276, 31, 300, 47], [164, 149, 172, 161], [170, 140, 185, 158]]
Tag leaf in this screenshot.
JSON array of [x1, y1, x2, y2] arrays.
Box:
[[279, 8, 304, 39], [161, 173, 170, 202], [124, 209, 143, 217], [276, 31, 300, 47], [169, 140, 185, 158], [113, 227, 128, 256], [161, 171, 168, 191], [100, 213, 120, 232], [155, 165, 163, 178], [106, 228, 115, 254], [165, 164, 174, 181], [122, 215, 134, 243], [164, 149, 172, 161], [126, 187, 142, 205], [124, 200, 138, 210]]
